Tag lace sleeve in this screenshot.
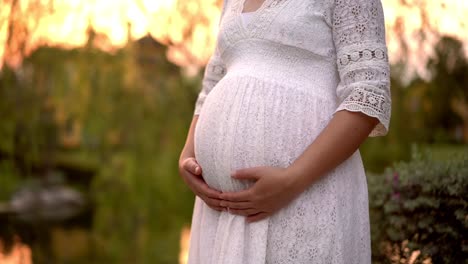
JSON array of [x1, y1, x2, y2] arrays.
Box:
[[193, 47, 227, 116], [193, 1, 228, 116], [332, 0, 391, 136]]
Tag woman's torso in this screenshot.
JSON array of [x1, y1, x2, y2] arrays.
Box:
[[194, 0, 342, 192]]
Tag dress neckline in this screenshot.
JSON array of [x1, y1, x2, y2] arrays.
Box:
[[240, 11, 256, 28], [236, 0, 272, 34], [228, 0, 288, 39], [240, 0, 271, 14]]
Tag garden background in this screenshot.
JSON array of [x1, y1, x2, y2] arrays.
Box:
[[0, 0, 467, 263]]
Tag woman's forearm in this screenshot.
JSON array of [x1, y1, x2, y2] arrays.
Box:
[[180, 115, 199, 160], [286, 110, 380, 192]]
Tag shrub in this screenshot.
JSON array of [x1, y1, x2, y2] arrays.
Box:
[[368, 146, 468, 263]]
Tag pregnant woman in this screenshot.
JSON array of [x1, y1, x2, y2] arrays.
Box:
[[178, 0, 391, 263]]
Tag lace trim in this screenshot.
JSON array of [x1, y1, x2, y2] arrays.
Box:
[[338, 48, 388, 67], [342, 68, 389, 85], [250, 0, 289, 37], [331, 0, 391, 136], [335, 86, 391, 136]]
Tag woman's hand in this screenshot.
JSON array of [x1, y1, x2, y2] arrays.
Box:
[[178, 156, 225, 212], [218, 166, 304, 223], [218, 111, 379, 222]]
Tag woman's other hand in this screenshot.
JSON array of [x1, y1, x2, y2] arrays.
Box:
[[218, 166, 304, 223], [178, 156, 225, 212]]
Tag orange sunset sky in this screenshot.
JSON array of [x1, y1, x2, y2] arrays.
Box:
[[0, 0, 467, 78]]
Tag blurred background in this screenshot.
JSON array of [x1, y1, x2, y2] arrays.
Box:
[[0, 0, 466, 263]]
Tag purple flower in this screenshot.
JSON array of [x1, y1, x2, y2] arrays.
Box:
[[392, 172, 399, 188], [391, 172, 400, 201]]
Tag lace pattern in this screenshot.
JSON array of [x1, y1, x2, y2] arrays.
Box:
[[332, 0, 391, 136], [193, 1, 229, 116], [189, 0, 391, 261], [194, 49, 227, 116]]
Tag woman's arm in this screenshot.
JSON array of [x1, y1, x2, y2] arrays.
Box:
[[180, 115, 198, 159], [179, 115, 225, 211], [286, 110, 379, 193], [219, 0, 391, 221], [179, 0, 229, 211]]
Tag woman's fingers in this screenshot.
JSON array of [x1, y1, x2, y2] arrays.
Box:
[[219, 201, 252, 209], [202, 199, 223, 211], [204, 196, 224, 208], [210, 206, 225, 212], [227, 208, 259, 216], [199, 195, 225, 212], [181, 163, 221, 199], [246, 212, 270, 223], [197, 181, 222, 199], [179, 157, 228, 212], [219, 189, 253, 202], [182, 157, 202, 175]]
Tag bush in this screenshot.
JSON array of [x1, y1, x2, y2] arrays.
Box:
[[368, 146, 468, 263]]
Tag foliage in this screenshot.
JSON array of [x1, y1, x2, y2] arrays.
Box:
[[361, 36, 468, 173], [0, 161, 21, 201], [368, 146, 468, 263], [0, 33, 201, 263]]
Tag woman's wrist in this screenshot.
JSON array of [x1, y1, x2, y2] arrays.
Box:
[[179, 144, 195, 162], [180, 115, 199, 162], [285, 162, 317, 195]]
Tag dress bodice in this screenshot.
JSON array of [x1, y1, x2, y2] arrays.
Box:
[[195, 0, 392, 137], [240, 11, 256, 27]]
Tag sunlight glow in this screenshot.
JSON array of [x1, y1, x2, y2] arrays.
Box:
[[0, 0, 467, 74]]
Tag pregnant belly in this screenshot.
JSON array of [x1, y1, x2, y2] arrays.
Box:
[[194, 75, 334, 192]]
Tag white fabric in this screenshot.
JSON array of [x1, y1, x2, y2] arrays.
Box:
[[240, 11, 256, 27], [189, 0, 391, 263]]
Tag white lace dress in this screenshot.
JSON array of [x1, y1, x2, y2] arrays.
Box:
[[188, 0, 391, 263]]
